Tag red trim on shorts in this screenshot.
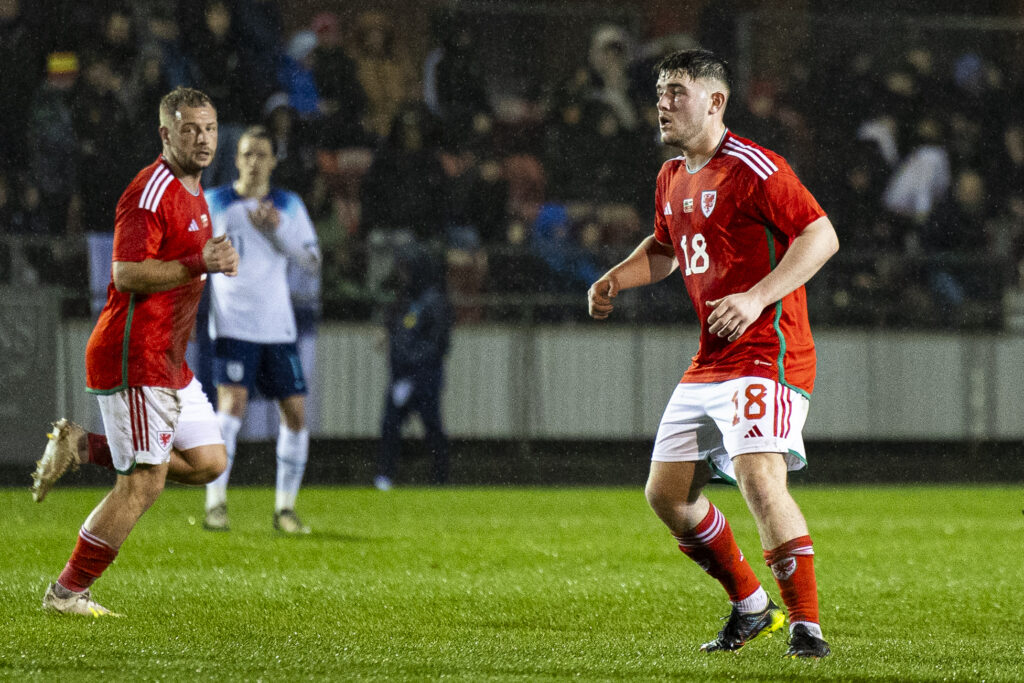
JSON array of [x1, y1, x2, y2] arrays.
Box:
[[130, 388, 149, 452], [774, 385, 792, 439], [783, 388, 793, 438], [773, 384, 780, 437]]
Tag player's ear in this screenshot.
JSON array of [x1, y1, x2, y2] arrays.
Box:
[[158, 125, 171, 146], [708, 90, 727, 115]]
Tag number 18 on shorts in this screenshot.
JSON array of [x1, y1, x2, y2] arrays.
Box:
[[652, 378, 809, 482]]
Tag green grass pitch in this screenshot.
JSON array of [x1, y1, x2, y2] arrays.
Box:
[[2, 483, 1022, 681]]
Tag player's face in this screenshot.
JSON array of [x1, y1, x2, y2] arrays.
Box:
[[165, 105, 218, 175], [656, 71, 713, 149], [235, 136, 276, 186]]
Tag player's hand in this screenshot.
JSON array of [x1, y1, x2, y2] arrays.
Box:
[[203, 234, 240, 277], [706, 291, 766, 342], [588, 275, 618, 320], [248, 200, 281, 235]]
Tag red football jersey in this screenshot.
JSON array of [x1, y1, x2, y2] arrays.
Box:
[[653, 131, 826, 395], [86, 157, 212, 392]]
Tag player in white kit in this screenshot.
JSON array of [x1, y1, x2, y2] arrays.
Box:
[[202, 125, 321, 533]]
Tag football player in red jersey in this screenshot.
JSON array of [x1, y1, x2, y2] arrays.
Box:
[[32, 87, 239, 616], [588, 50, 838, 659]]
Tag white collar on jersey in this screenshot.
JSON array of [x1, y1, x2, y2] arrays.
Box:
[[684, 128, 729, 175]]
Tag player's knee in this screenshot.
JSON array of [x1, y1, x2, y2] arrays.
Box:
[[644, 479, 675, 519]]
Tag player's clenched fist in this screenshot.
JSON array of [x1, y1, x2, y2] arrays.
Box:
[[706, 290, 765, 342], [588, 275, 618, 320], [247, 200, 281, 234], [203, 234, 239, 276]]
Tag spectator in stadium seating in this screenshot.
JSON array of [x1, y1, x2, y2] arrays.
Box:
[[350, 10, 417, 140], [855, 113, 900, 168], [588, 49, 836, 658], [9, 180, 47, 236], [0, 0, 45, 174], [423, 11, 493, 147], [827, 140, 916, 325], [0, 173, 39, 284], [575, 99, 653, 206], [360, 104, 448, 291], [73, 53, 137, 235], [542, 93, 591, 201], [72, 52, 143, 317], [181, 0, 247, 187], [262, 93, 318, 199], [882, 115, 951, 233], [729, 81, 790, 162], [531, 203, 603, 294], [375, 243, 453, 490], [439, 128, 505, 322], [27, 52, 79, 236], [984, 191, 1024, 296], [94, 9, 137, 91], [124, 45, 173, 161], [442, 143, 507, 246], [309, 11, 369, 150], [231, 0, 284, 121], [584, 24, 640, 132], [278, 30, 321, 121], [990, 119, 1024, 201], [950, 52, 1002, 123], [829, 141, 896, 252], [138, 3, 192, 91], [201, 125, 322, 534], [483, 154, 557, 301], [921, 168, 1000, 323]]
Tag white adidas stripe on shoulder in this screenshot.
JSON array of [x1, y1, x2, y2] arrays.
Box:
[[138, 165, 174, 212], [723, 138, 779, 180], [147, 172, 175, 212]]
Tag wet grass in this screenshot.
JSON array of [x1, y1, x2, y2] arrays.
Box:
[[2, 484, 1021, 681]]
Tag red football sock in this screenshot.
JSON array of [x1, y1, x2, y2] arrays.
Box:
[[56, 527, 119, 593], [764, 535, 819, 625], [675, 504, 762, 603], [87, 433, 114, 470]]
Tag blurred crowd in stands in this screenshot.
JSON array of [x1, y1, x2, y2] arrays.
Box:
[[2, 0, 1024, 328]]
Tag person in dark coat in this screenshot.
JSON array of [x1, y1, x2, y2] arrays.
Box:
[[375, 245, 453, 489]]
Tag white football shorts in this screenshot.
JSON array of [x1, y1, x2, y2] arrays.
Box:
[[651, 377, 809, 483], [95, 377, 224, 474]]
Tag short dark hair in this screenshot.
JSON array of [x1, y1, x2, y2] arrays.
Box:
[[655, 49, 733, 93], [238, 124, 276, 155], [159, 86, 215, 123]]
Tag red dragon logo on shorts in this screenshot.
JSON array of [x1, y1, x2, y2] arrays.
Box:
[[158, 431, 173, 450]]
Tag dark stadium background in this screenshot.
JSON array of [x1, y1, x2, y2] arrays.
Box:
[[3, 0, 1024, 486]]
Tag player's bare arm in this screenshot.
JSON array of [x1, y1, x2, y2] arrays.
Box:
[[589, 235, 678, 320], [706, 216, 839, 341], [113, 235, 239, 294]]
